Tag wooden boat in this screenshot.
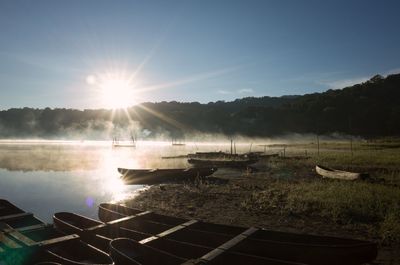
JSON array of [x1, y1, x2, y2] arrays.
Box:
[[54, 212, 306, 265], [187, 151, 231, 159], [54, 211, 210, 257], [187, 158, 258, 168], [316, 165, 368, 180], [98, 203, 377, 265], [0, 199, 113, 265], [111, 238, 187, 265], [112, 143, 136, 147], [0, 199, 25, 216], [0, 199, 47, 231], [172, 143, 186, 146], [2, 226, 113, 265], [161, 155, 188, 159], [31, 232, 113, 265], [259, 153, 280, 159], [117, 167, 217, 185], [109, 237, 304, 265]]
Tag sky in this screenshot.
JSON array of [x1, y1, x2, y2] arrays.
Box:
[[0, 0, 400, 109]]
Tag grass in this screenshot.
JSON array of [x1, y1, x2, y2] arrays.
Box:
[[241, 179, 400, 243], [124, 139, 400, 264], [129, 168, 400, 244]]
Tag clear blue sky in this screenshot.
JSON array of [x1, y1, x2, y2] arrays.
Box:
[[0, 0, 399, 109]]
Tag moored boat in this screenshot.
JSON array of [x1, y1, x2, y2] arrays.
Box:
[[37, 233, 113, 265], [2, 227, 113, 265], [117, 167, 217, 185], [187, 151, 233, 159], [55, 211, 203, 258], [98, 203, 378, 265], [54, 212, 306, 265], [316, 165, 368, 180], [0, 199, 113, 265], [0, 199, 47, 231], [110, 238, 186, 265], [187, 158, 257, 168], [109, 237, 302, 265]]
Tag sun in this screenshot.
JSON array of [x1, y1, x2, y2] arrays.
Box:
[[87, 72, 137, 109]]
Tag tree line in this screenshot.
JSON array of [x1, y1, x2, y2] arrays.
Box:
[[0, 73, 399, 139]]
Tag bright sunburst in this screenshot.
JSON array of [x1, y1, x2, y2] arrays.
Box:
[[87, 72, 137, 109]]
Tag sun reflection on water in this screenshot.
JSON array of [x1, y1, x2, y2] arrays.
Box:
[[95, 147, 142, 202], [0, 139, 269, 222]]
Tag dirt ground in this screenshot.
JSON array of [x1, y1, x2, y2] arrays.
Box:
[[123, 158, 400, 265]]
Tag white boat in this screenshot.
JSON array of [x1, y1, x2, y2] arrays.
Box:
[[316, 165, 367, 180]]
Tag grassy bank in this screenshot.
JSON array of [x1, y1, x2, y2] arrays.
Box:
[[241, 178, 400, 243], [123, 141, 400, 264]]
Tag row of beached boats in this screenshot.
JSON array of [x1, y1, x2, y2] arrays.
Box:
[[117, 164, 368, 185], [0, 199, 377, 265], [187, 151, 280, 168], [118, 152, 283, 185]]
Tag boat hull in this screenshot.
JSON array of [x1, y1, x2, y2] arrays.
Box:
[[54, 212, 306, 265], [110, 238, 186, 265], [98, 203, 377, 265], [316, 165, 366, 180], [118, 167, 217, 185], [0, 199, 113, 265], [187, 158, 257, 168]]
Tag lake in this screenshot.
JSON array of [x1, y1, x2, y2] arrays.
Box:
[[0, 140, 249, 222]]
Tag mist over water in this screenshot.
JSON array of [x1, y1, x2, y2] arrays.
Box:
[[0, 135, 351, 222], [0, 139, 271, 222]]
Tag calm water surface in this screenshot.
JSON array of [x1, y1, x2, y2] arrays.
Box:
[[0, 140, 245, 222]]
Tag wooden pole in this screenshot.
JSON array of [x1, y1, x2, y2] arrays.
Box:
[[350, 136, 353, 156]]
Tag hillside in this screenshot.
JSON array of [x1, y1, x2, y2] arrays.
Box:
[[0, 74, 399, 139]]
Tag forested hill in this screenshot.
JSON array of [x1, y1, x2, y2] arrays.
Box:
[[0, 74, 399, 139]]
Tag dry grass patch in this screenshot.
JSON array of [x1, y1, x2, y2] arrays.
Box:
[[241, 179, 400, 243]]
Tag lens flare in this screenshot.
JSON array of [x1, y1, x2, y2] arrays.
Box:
[[85, 197, 95, 208], [90, 72, 138, 109]]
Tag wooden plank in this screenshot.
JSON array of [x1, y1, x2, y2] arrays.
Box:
[[86, 223, 107, 231], [157, 220, 198, 238], [106, 210, 152, 225], [81, 229, 112, 241], [8, 230, 36, 246], [0, 222, 36, 247], [180, 260, 205, 265], [36, 234, 80, 247], [0, 232, 21, 248], [16, 223, 49, 232], [139, 235, 159, 244], [199, 227, 258, 262], [139, 220, 198, 244], [0, 222, 52, 233], [0, 212, 33, 222]]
